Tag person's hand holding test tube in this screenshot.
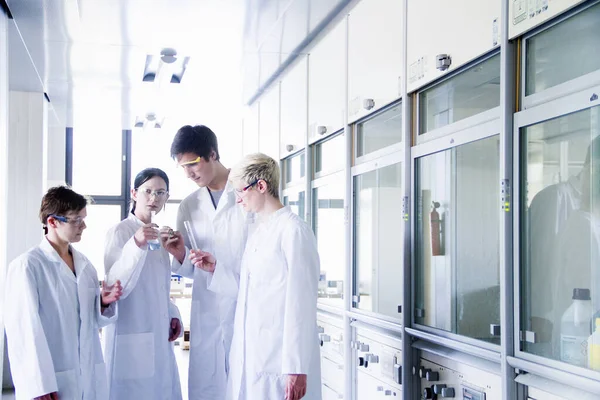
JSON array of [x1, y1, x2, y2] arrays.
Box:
[[184, 220, 216, 273], [160, 224, 186, 264]]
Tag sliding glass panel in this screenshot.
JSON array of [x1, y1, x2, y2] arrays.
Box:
[[415, 135, 500, 344], [353, 162, 403, 318], [520, 106, 600, 370], [526, 3, 600, 96], [313, 179, 345, 308], [356, 103, 402, 158], [419, 54, 500, 134]]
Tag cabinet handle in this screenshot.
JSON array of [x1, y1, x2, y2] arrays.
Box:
[[286, 144, 295, 152], [317, 125, 327, 135], [363, 98, 375, 110]]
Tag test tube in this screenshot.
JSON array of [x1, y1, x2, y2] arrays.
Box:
[[183, 220, 199, 250]]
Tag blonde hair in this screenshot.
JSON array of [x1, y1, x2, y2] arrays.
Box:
[[230, 153, 280, 199]]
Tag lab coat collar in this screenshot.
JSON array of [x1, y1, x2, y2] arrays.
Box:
[[127, 212, 145, 226], [216, 180, 237, 214], [198, 180, 237, 219], [39, 236, 67, 264], [39, 237, 87, 281], [258, 205, 290, 224]]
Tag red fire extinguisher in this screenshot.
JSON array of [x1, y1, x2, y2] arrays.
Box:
[[430, 201, 443, 256]]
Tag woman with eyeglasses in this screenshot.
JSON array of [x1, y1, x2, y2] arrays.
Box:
[[103, 168, 183, 400]]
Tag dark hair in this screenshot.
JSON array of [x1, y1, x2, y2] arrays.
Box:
[[170, 125, 220, 162], [131, 168, 170, 213], [40, 186, 89, 233]]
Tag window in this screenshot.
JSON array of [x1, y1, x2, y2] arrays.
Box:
[[525, 3, 600, 96], [283, 151, 306, 185], [315, 133, 345, 176], [73, 204, 123, 279], [283, 188, 306, 220], [356, 103, 402, 158], [72, 124, 122, 196], [419, 54, 500, 134]]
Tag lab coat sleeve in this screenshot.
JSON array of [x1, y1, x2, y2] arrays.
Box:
[[4, 258, 58, 398], [171, 247, 195, 279], [97, 292, 118, 328], [168, 300, 184, 338], [280, 223, 320, 374], [207, 210, 250, 297], [207, 260, 240, 298], [104, 224, 148, 299]]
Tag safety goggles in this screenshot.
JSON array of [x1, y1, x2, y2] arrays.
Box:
[[178, 156, 202, 168], [49, 214, 86, 227]]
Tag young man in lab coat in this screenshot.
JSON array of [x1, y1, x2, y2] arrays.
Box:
[[190, 153, 322, 400], [162, 125, 251, 400], [4, 186, 123, 400]]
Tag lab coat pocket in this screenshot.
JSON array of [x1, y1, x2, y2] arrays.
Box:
[[113, 332, 155, 380], [254, 328, 281, 373], [94, 362, 109, 399], [55, 369, 78, 400]]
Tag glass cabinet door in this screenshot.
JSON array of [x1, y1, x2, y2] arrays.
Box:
[[520, 106, 600, 370], [313, 178, 345, 308], [419, 54, 500, 135], [356, 103, 403, 158], [525, 2, 600, 97], [353, 162, 403, 318], [415, 135, 500, 344]]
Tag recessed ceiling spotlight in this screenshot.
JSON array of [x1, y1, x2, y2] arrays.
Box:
[[161, 48, 177, 64]]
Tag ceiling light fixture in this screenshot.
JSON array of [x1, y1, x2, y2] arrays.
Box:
[[142, 48, 190, 84], [134, 113, 164, 129]]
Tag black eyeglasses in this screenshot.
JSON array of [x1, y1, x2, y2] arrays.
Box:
[[235, 180, 259, 197]]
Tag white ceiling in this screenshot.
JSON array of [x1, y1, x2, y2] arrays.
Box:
[[7, 0, 246, 133]]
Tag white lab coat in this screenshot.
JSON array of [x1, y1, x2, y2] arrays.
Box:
[[103, 214, 183, 400], [528, 176, 582, 321], [4, 237, 118, 400], [223, 206, 322, 400], [173, 182, 251, 400]]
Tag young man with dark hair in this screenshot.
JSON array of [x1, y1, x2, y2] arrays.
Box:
[[162, 125, 251, 400], [4, 186, 123, 400]]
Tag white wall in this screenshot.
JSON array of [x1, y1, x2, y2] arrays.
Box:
[[7, 91, 46, 261], [44, 123, 67, 190], [2, 91, 47, 389], [0, 8, 9, 390]]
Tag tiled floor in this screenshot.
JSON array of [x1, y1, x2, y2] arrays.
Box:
[[2, 346, 190, 400]]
